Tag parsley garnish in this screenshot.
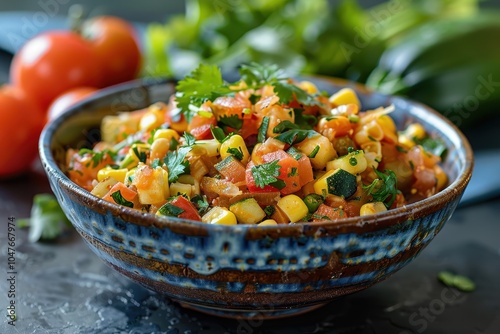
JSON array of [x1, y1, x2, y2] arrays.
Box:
[[158, 203, 185, 217], [274, 129, 319, 145], [163, 133, 195, 183], [211, 126, 227, 143], [111, 190, 134, 208], [264, 205, 276, 217], [294, 108, 318, 130], [251, 160, 282, 189], [175, 63, 233, 122], [132, 146, 148, 163], [363, 169, 398, 208], [273, 120, 299, 134], [226, 147, 244, 161], [258, 116, 270, 143], [413, 136, 447, 158], [78, 148, 115, 168], [218, 114, 243, 130], [191, 194, 210, 215]]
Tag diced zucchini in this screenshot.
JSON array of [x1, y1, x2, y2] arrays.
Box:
[[229, 198, 266, 224], [314, 168, 357, 198], [326, 149, 367, 175]]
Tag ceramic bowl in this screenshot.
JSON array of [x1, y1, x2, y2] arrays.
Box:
[[39, 76, 473, 319]]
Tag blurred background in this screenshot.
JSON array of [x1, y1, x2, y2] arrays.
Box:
[[2, 0, 500, 133]]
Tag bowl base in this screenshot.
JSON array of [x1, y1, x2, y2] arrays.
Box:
[[177, 301, 327, 320]]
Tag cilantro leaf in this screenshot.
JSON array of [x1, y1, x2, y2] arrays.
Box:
[[17, 194, 72, 242], [239, 62, 283, 86], [218, 114, 243, 130], [363, 169, 398, 208], [111, 190, 134, 208], [164, 147, 191, 183], [175, 64, 232, 122], [78, 148, 115, 168], [191, 194, 210, 215], [413, 136, 447, 158], [272, 120, 299, 133], [274, 129, 319, 145], [257, 116, 270, 143], [273, 81, 321, 107], [226, 147, 244, 161], [294, 108, 318, 130], [251, 160, 281, 188], [158, 203, 185, 217]]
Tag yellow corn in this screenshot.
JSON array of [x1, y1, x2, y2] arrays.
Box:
[[153, 128, 180, 142], [202, 207, 238, 225], [295, 134, 336, 170], [298, 80, 319, 94], [220, 134, 250, 164], [360, 202, 387, 216], [329, 88, 361, 108], [258, 219, 278, 226], [326, 150, 367, 175], [277, 194, 308, 223], [404, 123, 426, 140], [97, 167, 128, 183], [150, 138, 170, 161]]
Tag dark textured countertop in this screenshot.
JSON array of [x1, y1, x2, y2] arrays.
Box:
[[1, 10, 500, 334]]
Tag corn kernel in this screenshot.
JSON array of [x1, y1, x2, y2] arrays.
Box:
[[202, 207, 237, 225], [329, 88, 361, 108], [405, 123, 426, 140], [277, 194, 308, 223], [154, 129, 180, 142], [298, 80, 319, 94], [97, 167, 128, 183], [295, 134, 336, 170], [220, 135, 250, 164], [258, 219, 278, 226], [360, 202, 387, 216]]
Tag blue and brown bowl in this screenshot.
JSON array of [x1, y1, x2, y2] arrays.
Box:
[[39, 76, 473, 319]]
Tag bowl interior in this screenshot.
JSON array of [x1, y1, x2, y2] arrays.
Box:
[[41, 76, 472, 228]]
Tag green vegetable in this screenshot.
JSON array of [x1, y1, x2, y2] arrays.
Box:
[[18, 194, 72, 242], [366, 12, 500, 127], [303, 193, 324, 213], [157, 203, 185, 217], [363, 169, 398, 208], [251, 160, 285, 189], [163, 132, 195, 183], [437, 271, 476, 292], [257, 116, 270, 143], [274, 129, 319, 145], [325, 169, 357, 198], [110, 191, 134, 208]]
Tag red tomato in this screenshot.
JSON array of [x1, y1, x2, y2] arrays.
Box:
[[83, 16, 142, 87], [245, 161, 280, 193], [47, 86, 98, 121], [0, 85, 45, 178], [10, 31, 102, 111], [187, 113, 217, 140], [168, 196, 202, 221], [261, 150, 301, 195]]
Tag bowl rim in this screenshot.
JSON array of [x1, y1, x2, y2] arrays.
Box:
[[39, 76, 474, 234]]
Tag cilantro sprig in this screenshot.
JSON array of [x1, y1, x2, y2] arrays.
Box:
[[163, 132, 195, 183], [251, 160, 285, 189], [174, 63, 323, 122], [363, 169, 398, 208]]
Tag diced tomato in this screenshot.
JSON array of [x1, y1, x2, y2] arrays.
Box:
[[166, 195, 202, 221], [312, 204, 347, 222], [260, 150, 301, 195], [188, 113, 217, 140], [212, 95, 251, 120], [239, 114, 260, 140], [215, 156, 246, 183], [294, 153, 314, 186], [102, 182, 138, 206], [67, 149, 115, 191], [245, 161, 280, 193]]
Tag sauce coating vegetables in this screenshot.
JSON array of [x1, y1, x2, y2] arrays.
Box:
[[66, 64, 447, 225]]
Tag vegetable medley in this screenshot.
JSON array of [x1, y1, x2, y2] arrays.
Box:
[[65, 63, 447, 225]]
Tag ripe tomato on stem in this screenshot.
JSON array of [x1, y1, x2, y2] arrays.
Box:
[[10, 31, 102, 111], [82, 16, 142, 88], [0, 85, 45, 178]]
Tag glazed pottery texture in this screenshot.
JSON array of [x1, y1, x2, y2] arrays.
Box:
[[39, 77, 473, 318]]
